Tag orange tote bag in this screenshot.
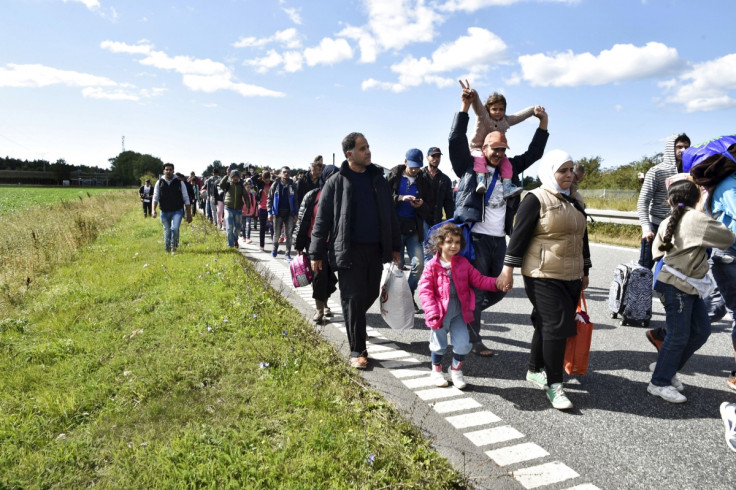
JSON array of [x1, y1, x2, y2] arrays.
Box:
[[564, 291, 594, 375]]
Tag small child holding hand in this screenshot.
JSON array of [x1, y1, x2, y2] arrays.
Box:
[[418, 223, 499, 389]]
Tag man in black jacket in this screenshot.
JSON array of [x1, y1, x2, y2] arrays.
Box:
[[295, 155, 324, 212], [422, 146, 454, 229], [451, 81, 549, 357], [310, 132, 401, 369], [387, 149, 432, 311]]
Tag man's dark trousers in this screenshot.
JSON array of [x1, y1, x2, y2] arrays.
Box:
[[338, 243, 383, 358]]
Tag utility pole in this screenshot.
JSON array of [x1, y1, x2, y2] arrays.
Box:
[[122, 135, 125, 153]]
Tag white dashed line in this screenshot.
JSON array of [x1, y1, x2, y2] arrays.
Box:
[[445, 410, 501, 429], [431, 398, 483, 413], [401, 376, 442, 389], [389, 368, 431, 379], [513, 461, 579, 489], [368, 349, 413, 360], [380, 359, 420, 369], [485, 442, 549, 467], [415, 386, 465, 401], [464, 425, 524, 447]]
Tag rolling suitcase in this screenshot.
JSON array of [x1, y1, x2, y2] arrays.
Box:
[[608, 263, 653, 327]]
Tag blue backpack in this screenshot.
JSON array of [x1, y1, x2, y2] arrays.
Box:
[[682, 134, 736, 173]]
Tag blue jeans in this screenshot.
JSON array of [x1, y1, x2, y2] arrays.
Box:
[[224, 207, 242, 247], [651, 281, 711, 386], [468, 233, 507, 344], [160, 209, 183, 252], [205, 200, 213, 222], [638, 223, 659, 270], [429, 296, 472, 357], [243, 216, 252, 239], [711, 248, 736, 343], [399, 232, 424, 293]]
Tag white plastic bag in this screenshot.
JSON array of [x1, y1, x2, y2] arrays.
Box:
[[379, 264, 414, 330]]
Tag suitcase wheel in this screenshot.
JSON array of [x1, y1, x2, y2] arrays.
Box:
[[620, 319, 628, 326], [642, 320, 649, 328], [611, 312, 618, 319]]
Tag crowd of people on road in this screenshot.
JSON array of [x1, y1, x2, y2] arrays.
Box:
[[137, 81, 736, 447]]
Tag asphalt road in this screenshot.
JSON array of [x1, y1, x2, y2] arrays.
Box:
[[241, 236, 736, 490]]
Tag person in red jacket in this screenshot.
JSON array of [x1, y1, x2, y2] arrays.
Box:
[[418, 222, 498, 389]]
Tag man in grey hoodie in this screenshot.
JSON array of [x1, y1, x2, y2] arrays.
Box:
[[637, 133, 690, 269]]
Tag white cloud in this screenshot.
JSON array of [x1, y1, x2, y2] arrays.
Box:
[[438, 0, 579, 12], [282, 7, 302, 25], [101, 40, 285, 97], [304, 38, 353, 66], [63, 0, 100, 10], [0, 63, 118, 88], [660, 53, 736, 112], [0, 63, 163, 102], [517, 42, 680, 87], [282, 51, 304, 72], [363, 27, 506, 91], [82, 87, 139, 101], [338, 26, 379, 63], [338, 0, 444, 62], [232, 28, 301, 49]]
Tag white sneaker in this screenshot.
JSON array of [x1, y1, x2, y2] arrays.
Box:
[[546, 383, 573, 410], [720, 402, 736, 453], [650, 362, 684, 392], [451, 368, 467, 389], [430, 368, 448, 387], [671, 374, 684, 393], [647, 382, 687, 403]]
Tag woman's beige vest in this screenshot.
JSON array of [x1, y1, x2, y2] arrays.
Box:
[[521, 185, 586, 280]]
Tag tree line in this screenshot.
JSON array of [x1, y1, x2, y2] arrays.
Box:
[[2, 150, 665, 189]]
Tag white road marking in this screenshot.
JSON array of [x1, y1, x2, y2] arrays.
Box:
[[431, 398, 483, 413], [369, 349, 413, 360], [513, 461, 579, 489], [380, 359, 421, 369], [445, 411, 501, 429], [415, 386, 465, 401], [401, 376, 443, 389], [464, 426, 524, 447], [389, 368, 431, 379], [485, 442, 549, 467]]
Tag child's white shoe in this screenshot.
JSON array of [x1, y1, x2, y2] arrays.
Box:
[[475, 173, 487, 195], [451, 368, 467, 389], [430, 366, 448, 387], [502, 178, 523, 199]]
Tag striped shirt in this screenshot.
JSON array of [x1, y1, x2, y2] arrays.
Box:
[[637, 135, 677, 233]]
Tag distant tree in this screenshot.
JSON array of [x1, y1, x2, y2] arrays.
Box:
[[109, 151, 164, 186], [50, 158, 72, 184]]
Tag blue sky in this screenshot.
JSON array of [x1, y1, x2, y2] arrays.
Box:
[[1, 0, 735, 178]]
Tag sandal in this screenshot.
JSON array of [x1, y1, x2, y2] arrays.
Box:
[[471, 343, 495, 357], [350, 356, 368, 369], [324, 307, 333, 317]]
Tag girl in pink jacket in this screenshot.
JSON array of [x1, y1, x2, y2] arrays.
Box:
[[418, 223, 498, 389]]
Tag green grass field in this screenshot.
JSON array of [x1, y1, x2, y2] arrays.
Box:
[[0, 186, 121, 215], [0, 191, 466, 488]]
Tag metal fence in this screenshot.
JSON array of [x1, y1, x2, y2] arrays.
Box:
[[578, 189, 639, 200]]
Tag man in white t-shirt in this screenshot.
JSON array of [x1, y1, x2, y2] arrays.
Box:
[[449, 82, 549, 356]]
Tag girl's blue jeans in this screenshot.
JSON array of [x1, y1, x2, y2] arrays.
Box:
[[429, 296, 472, 357], [651, 281, 711, 387]]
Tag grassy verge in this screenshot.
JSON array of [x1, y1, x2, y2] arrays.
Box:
[[0, 209, 464, 488], [586, 221, 640, 248], [0, 190, 136, 309]]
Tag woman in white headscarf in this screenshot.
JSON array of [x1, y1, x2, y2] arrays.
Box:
[[495, 150, 591, 410]]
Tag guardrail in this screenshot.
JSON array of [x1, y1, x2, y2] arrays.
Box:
[[586, 208, 638, 225]]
